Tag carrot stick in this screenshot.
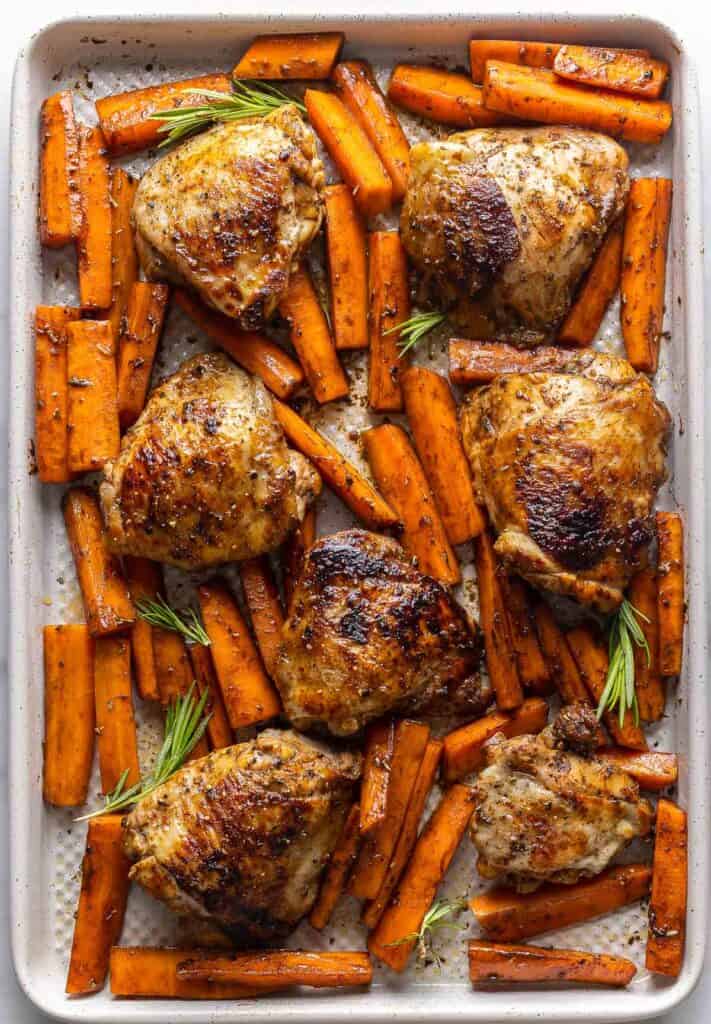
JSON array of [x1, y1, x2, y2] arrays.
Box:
[[239, 556, 285, 678], [304, 89, 393, 218], [350, 720, 430, 900], [628, 567, 665, 720], [449, 339, 569, 385], [109, 947, 265, 999], [554, 45, 669, 100], [123, 557, 161, 702], [94, 634, 140, 794], [323, 184, 369, 351], [364, 423, 460, 585], [473, 530, 523, 709], [532, 601, 590, 704], [359, 719, 395, 836], [188, 644, 234, 751], [233, 33, 344, 80], [646, 798, 688, 977], [96, 74, 232, 156], [469, 40, 562, 83], [468, 940, 637, 987], [117, 282, 169, 430], [63, 487, 135, 637], [309, 803, 362, 930], [76, 126, 112, 310], [273, 400, 398, 531], [470, 863, 652, 942], [558, 214, 625, 347], [198, 581, 282, 729], [620, 178, 673, 373], [34, 305, 80, 483], [598, 748, 678, 792], [656, 511, 684, 676], [66, 816, 130, 994], [174, 289, 304, 401], [362, 738, 443, 930], [389, 65, 506, 127], [332, 61, 410, 200], [66, 319, 120, 473], [501, 577, 551, 695], [442, 697, 549, 783], [278, 265, 349, 403], [282, 505, 316, 609], [177, 950, 372, 989], [39, 91, 81, 247], [368, 231, 410, 412], [368, 784, 476, 971], [43, 624, 95, 807], [108, 169, 139, 341], [152, 628, 209, 759], [482, 62, 672, 145]]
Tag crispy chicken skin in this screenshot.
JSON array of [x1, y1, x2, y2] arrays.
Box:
[[132, 105, 325, 328], [401, 127, 629, 345], [101, 352, 320, 569], [470, 715, 654, 891], [123, 729, 361, 942], [460, 351, 671, 611], [273, 529, 488, 737]]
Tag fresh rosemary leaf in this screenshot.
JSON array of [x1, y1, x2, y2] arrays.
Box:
[[136, 594, 210, 647], [596, 598, 649, 726], [385, 311, 447, 357], [386, 897, 468, 966]]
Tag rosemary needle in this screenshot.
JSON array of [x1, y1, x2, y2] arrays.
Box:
[[136, 594, 210, 647], [596, 598, 649, 726], [385, 311, 448, 358], [386, 897, 468, 966]]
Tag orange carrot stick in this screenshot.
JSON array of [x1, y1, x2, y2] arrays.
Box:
[[359, 719, 395, 836], [198, 581, 282, 729], [152, 628, 209, 759], [449, 339, 569, 385], [123, 557, 162, 702], [239, 556, 285, 678], [532, 601, 590, 705], [63, 487, 135, 637], [597, 748, 678, 792], [66, 816, 131, 994], [109, 947, 265, 999], [108, 168, 139, 341], [273, 400, 398, 531], [553, 45, 669, 100], [233, 33, 344, 80], [656, 511, 684, 676], [278, 265, 349, 404], [310, 803, 362, 930], [76, 126, 112, 310], [389, 65, 506, 127], [39, 91, 81, 247], [646, 798, 688, 977], [468, 940, 637, 987], [501, 577, 551, 695], [628, 566, 665, 720], [558, 214, 625, 347], [177, 950, 372, 989], [96, 74, 232, 156], [188, 644, 234, 751], [34, 305, 80, 483], [368, 231, 410, 412], [43, 624, 95, 807], [332, 61, 410, 200], [116, 282, 169, 430], [368, 784, 476, 971], [282, 505, 317, 609], [323, 184, 369, 351], [482, 62, 672, 145], [621, 178, 673, 373], [66, 319, 121, 473], [364, 423, 460, 585], [94, 635, 140, 793], [174, 289, 304, 401], [470, 863, 652, 942], [469, 40, 562, 83], [442, 697, 549, 783], [304, 89, 393, 218], [474, 531, 523, 710]]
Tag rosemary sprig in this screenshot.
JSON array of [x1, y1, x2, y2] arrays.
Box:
[[77, 683, 211, 820], [151, 81, 306, 146], [596, 599, 649, 726], [386, 897, 468, 966], [385, 311, 447, 358], [136, 594, 210, 646]]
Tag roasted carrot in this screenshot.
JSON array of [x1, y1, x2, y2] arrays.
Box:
[[304, 89, 393, 218], [174, 289, 304, 400], [239, 556, 285, 678], [389, 65, 505, 128], [628, 567, 665, 720], [188, 644, 234, 751], [501, 577, 551, 694], [532, 601, 590, 704], [364, 423, 460, 585], [233, 33, 344, 80], [63, 488, 135, 637], [646, 798, 688, 977], [94, 634, 141, 794], [468, 940, 637, 987], [449, 339, 569, 385], [34, 305, 80, 483], [656, 511, 684, 676], [598, 748, 678, 792], [554, 45, 669, 100], [123, 557, 161, 702], [474, 531, 523, 709], [76, 126, 112, 310], [278, 265, 349, 403], [359, 719, 395, 836], [621, 178, 673, 373], [332, 61, 410, 200], [282, 505, 317, 609], [482, 62, 672, 145], [96, 74, 232, 156], [109, 947, 265, 999], [401, 366, 485, 544], [43, 624, 95, 807], [117, 282, 169, 430], [108, 169, 139, 341], [153, 627, 209, 759], [368, 784, 476, 971], [66, 319, 121, 473], [323, 184, 369, 350], [177, 950, 372, 989], [39, 91, 81, 248], [198, 581, 281, 729], [368, 231, 409, 412], [442, 697, 549, 783], [470, 863, 653, 942], [66, 816, 131, 994], [310, 804, 362, 930], [469, 40, 562, 83], [273, 400, 398, 531], [558, 215, 625, 347]]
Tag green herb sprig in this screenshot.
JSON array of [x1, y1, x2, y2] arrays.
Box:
[[385, 311, 447, 358], [136, 594, 210, 647], [596, 598, 649, 726], [386, 897, 468, 967]]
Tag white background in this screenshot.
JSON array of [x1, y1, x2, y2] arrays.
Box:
[[1, 2, 709, 1021]]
